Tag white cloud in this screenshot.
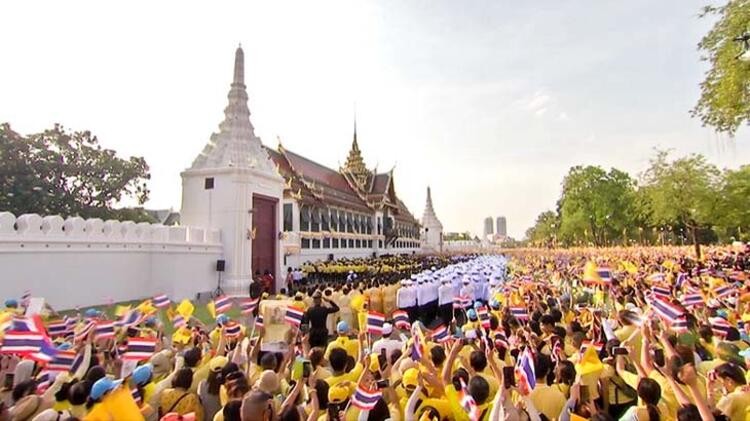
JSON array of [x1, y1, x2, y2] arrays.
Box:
[[525, 91, 551, 112], [535, 107, 548, 116], [558, 112, 569, 121]]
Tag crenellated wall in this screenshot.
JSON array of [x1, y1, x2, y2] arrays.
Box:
[[0, 212, 223, 310]]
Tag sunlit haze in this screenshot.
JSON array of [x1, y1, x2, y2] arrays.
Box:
[[2, 0, 749, 238]]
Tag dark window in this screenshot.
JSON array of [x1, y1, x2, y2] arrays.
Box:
[[354, 215, 360, 233], [283, 204, 293, 232], [355, 239, 361, 248], [323, 238, 330, 248], [311, 208, 320, 232], [301, 238, 310, 249], [366, 217, 372, 234], [377, 217, 382, 235], [321, 208, 330, 231], [330, 210, 338, 231], [378, 240, 383, 248], [339, 212, 346, 231], [204, 177, 214, 189], [312, 239, 321, 249], [332, 238, 339, 249], [368, 240, 372, 248], [346, 213, 354, 233], [348, 239, 354, 248], [300, 206, 310, 231]]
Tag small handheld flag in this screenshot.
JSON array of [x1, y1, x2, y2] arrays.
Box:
[[681, 293, 705, 308], [510, 306, 529, 321], [172, 315, 187, 329], [392, 310, 410, 330], [515, 347, 536, 395], [123, 337, 157, 361], [351, 385, 382, 411], [214, 296, 233, 314], [94, 321, 116, 340], [255, 314, 264, 328], [285, 306, 304, 327], [152, 295, 170, 309], [1, 331, 45, 354], [47, 350, 76, 372], [430, 324, 450, 343], [240, 297, 260, 316], [477, 306, 490, 329], [224, 323, 242, 338], [366, 311, 386, 335]]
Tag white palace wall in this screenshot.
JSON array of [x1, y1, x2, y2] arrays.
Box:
[[0, 212, 223, 310]]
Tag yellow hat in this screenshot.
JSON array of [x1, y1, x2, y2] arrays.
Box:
[[171, 327, 192, 345], [403, 368, 419, 388], [575, 346, 604, 376], [328, 383, 351, 403], [369, 354, 381, 373], [209, 356, 229, 372]]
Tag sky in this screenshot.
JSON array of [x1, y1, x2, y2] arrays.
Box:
[[2, 0, 749, 239]]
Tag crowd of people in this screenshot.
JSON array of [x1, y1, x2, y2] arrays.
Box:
[[0, 245, 749, 421]]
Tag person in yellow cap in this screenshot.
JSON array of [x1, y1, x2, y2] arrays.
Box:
[[325, 321, 358, 361]]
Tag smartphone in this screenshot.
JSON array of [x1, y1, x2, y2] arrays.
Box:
[[580, 385, 590, 402], [291, 358, 304, 381], [653, 348, 665, 367], [612, 347, 628, 356], [302, 361, 312, 379], [502, 366, 515, 389], [376, 379, 390, 389]]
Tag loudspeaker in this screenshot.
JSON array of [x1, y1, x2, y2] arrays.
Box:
[[216, 260, 226, 272]]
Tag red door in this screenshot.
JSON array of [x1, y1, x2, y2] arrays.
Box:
[[252, 194, 277, 292]]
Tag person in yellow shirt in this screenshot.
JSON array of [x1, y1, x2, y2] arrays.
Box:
[[325, 322, 359, 361], [325, 346, 364, 388], [528, 354, 567, 421], [712, 362, 750, 421]]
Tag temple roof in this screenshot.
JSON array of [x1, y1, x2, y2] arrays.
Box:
[[421, 186, 443, 229], [188, 46, 277, 175]]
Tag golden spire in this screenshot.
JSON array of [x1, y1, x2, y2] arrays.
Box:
[[342, 116, 370, 186]]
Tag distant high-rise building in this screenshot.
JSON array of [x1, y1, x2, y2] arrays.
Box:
[[483, 217, 494, 237], [496, 216, 507, 237]]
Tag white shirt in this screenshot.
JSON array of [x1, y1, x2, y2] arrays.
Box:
[[438, 284, 454, 305], [416, 284, 431, 306], [397, 286, 417, 308], [372, 338, 404, 360]]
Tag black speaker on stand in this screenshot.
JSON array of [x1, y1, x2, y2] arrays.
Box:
[[214, 259, 225, 297]]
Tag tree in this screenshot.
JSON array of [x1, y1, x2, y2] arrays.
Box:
[[556, 166, 637, 246], [692, 1, 750, 135], [524, 210, 559, 247], [0, 123, 152, 221], [715, 165, 750, 241], [640, 150, 720, 257]]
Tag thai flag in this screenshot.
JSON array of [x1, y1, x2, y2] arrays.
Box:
[[709, 317, 732, 337], [240, 297, 259, 315], [392, 310, 410, 330], [172, 315, 187, 329], [366, 311, 386, 335], [123, 337, 157, 361], [351, 385, 382, 411], [214, 296, 233, 314], [117, 310, 142, 328], [255, 314, 264, 328], [622, 311, 644, 327], [152, 295, 170, 309], [674, 273, 688, 290], [70, 351, 85, 374], [410, 330, 424, 361], [648, 273, 666, 284], [12, 316, 43, 333], [35, 371, 52, 394], [131, 388, 143, 406], [510, 306, 529, 321], [47, 350, 76, 372], [0, 331, 45, 354], [29, 337, 58, 363], [224, 323, 242, 338], [46, 319, 70, 337], [95, 321, 116, 340], [515, 347, 536, 395], [453, 295, 471, 309], [652, 286, 671, 300], [681, 293, 705, 308], [458, 378, 479, 421], [285, 306, 304, 327], [582, 341, 604, 352], [493, 332, 509, 349], [597, 267, 613, 283], [650, 297, 688, 331], [714, 285, 737, 299], [75, 321, 95, 342], [431, 324, 450, 343], [21, 290, 31, 307], [477, 306, 490, 329]]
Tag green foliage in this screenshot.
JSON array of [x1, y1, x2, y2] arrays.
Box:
[[715, 165, 750, 241], [0, 123, 152, 221], [524, 150, 746, 250], [692, 1, 750, 135]]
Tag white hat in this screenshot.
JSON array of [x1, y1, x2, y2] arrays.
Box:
[[382, 323, 393, 336]]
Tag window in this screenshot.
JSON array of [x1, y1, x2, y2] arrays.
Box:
[[346, 213, 354, 233], [377, 217, 382, 235], [366, 217, 372, 234], [348, 239, 354, 248], [323, 238, 330, 248], [354, 215, 360, 233], [301, 238, 310, 249], [300, 206, 310, 231], [283, 204, 293, 232], [330, 209, 338, 231], [321, 208, 330, 231], [312, 239, 321, 249], [332, 238, 339, 249], [355, 239, 361, 248], [311, 208, 320, 232], [339, 212, 346, 232], [378, 240, 383, 248], [368, 240, 372, 248], [204, 177, 214, 189]]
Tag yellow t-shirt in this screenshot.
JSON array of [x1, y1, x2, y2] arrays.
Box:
[[717, 388, 750, 421], [529, 384, 567, 421], [325, 362, 364, 388], [325, 336, 359, 360]]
